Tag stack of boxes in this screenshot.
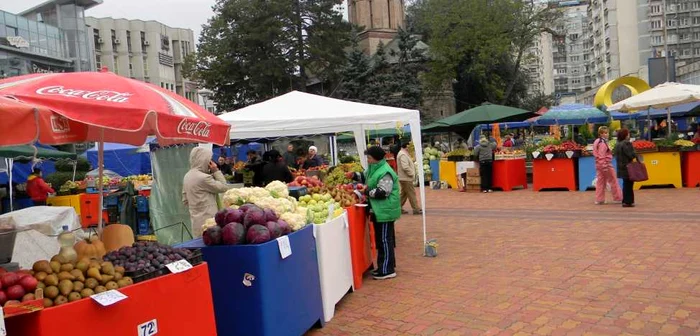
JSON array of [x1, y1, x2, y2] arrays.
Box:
[[464, 168, 481, 193], [136, 196, 150, 235]]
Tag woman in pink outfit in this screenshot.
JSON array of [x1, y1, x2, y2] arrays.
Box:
[[593, 126, 622, 204]]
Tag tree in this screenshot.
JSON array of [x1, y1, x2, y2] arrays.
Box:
[[408, 0, 561, 110], [335, 28, 426, 111], [521, 91, 556, 113], [183, 0, 352, 111]]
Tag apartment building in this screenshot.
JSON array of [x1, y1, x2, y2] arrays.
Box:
[[524, 32, 554, 95], [647, 0, 700, 68], [85, 17, 199, 103], [552, 1, 591, 95]]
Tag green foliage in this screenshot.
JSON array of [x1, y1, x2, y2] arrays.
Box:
[[336, 28, 426, 111], [44, 172, 87, 189], [521, 91, 556, 113], [408, 0, 562, 110], [54, 157, 90, 172], [183, 0, 352, 111]]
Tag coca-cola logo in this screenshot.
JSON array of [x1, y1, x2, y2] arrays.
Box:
[[50, 115, 70, 133], [35, 86, 132, 103], [177, 119, 211, 138]]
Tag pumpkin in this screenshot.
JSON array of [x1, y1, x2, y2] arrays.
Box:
[[74, 235, 106, 260], [102, 224, 135, 252]]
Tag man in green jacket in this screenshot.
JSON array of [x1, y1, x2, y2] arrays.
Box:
[[348, 146, 401, 280]]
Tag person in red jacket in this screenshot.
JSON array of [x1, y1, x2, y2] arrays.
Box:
[[26, 168, 55, 206]]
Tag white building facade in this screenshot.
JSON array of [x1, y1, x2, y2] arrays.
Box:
[[85, 17, 199, 103]]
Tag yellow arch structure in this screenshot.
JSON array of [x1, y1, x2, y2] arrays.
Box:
[[593, 77, 651, 109]]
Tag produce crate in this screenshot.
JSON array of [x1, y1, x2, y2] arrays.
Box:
[[288, 186, 308, 200], [447, 155, 465, 162]]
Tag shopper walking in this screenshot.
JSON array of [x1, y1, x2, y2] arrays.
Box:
[[614, 128, 638, 207], [592, 126, 622, 205], [182, 147, 232, 237], [26, 168, 54, 206], [347, 146, 401, 280], [397, 142, 422, 215], [473, 137, 496, 193], [283, 144, 298, 169]]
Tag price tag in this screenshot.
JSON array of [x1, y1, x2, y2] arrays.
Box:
[[137, 319, 158, 336], [0, 307, 6, 336], [91, 289, 128, 306], [277, 235, 292, 259], [165, 259, 193, 274], [327, 204, 335, 222], [651, 160, 659, 165]]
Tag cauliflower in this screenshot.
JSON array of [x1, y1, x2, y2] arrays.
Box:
[[223, 187, 274, 207], [280, 212, 307, 231], [265, 181, 289, 198]]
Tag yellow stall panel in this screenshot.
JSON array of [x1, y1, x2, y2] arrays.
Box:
[[46, 194, 82, 216], [439, 161, 458, 189], [635, 152, 682, 190]]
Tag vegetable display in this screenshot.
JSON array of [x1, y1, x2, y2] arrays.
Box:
[[632, 140, 657, 151]]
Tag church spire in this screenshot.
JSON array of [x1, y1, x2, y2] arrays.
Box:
[[348, 0, 405, 55]]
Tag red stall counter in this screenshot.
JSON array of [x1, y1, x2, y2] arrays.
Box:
[[682, 151, 700, 187], [6, 263, 217, 336], [532, 158, 576, 192], [346, 205, 373, 290], [492, 159, 528, 191]]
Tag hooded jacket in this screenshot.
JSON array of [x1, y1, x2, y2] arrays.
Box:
[[26, 174, 55, 202], [472, 139, 496, 162], [182, 147, 231, 237]]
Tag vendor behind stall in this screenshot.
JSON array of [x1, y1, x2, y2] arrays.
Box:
[[26, 168, 55, 206], [302, 146, 323, 169], [245, 150, 265, 187], [261, 150, 294, 185]]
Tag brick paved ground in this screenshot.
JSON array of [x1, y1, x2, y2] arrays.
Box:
[[307, 187, 700, 336]]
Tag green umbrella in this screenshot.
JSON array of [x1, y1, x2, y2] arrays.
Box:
[[0, 145, 77, 162], [435, 103, 532, 129]]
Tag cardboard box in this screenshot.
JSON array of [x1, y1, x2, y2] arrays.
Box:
[[466, 168, 480, 177], [466, 176, 481, 185], [463, 184, 481, 193]]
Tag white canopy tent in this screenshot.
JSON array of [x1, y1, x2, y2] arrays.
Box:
[[218, 91, 429, 251]]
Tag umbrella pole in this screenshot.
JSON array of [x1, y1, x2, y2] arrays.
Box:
[[667, 107, 672, 138], [7, 158, 13, 212], [72, 160, 77, 182], [647, 107, 651, 140], [98, 130, 105, 238]]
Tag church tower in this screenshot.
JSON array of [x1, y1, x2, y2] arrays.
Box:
[[348, 0, 405, 55]]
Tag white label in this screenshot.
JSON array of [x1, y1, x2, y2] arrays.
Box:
[[326, 204, 335, 222], [277, 236, 292, 259], [565, 150, 574, 159], [532, 151, 540, 158], [545, 153, 554, 161], [137, 319, 158, 336], [651, 160, 659, 165], [630, 138, 636, 142], [91, 289, 128, 306], [0, 307, 6, 336], [165, 259, 193, 274]]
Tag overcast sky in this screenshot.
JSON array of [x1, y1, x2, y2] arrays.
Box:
[[2, 0, 349, 44]]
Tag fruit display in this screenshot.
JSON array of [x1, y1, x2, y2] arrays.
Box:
[[103, 242, 193, 274], [632, 140, 657, 151], [121, 174, 153, 189], [203, 204, 293, 246], [30, 254, 133, 307], [0, 268, 39, 307], [445, 148, 471, 158], [58, 180, 86, 195], [286, 175, 324, 193], [674, 139, 695, 148], [298, 194, 345, 224], [74, 235, 107, 261], [307, 164, 329, 172], [323, 163, 363, 187], [85, 175, 121, 188], [539, 140, 582, 154], [102, 224, 136, 253]]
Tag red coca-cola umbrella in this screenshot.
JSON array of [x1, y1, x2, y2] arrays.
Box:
[[0, 69, 231, 232], [0, 69, 230, 146]]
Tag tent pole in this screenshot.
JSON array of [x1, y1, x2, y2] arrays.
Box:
[[409, 119, 428, 254], [647, 107, 651, 140], [72, 160, 77, 182], [666, 107, 672, 138], [7, 158, 13, 212], [97, 130, 105, 238]]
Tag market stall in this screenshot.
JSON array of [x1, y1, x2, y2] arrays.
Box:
[[218, 91, 429, 251], [682, 148, 700, 187], [577, 155, 623, 191], [492, 156, 528, 191], [0, 70, 230, 331]]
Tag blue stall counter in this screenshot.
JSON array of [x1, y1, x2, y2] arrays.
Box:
[[176, 225, 324, 336], [429, 160, 440, 182], [577, 156, 623, 192]]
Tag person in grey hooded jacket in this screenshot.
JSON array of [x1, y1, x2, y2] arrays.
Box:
[[472, 137, 497, 192], [182, 147, 232, 237]]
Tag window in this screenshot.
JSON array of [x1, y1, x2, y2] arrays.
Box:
[[111, 29, 117, 50], [570, 55, 580, 62], [93, 28, 101, 51], [569, 33, 579, 41], [694, 48, 700, 55], [143, 56, 149, 77], [650, 5, 661, 14], [683, 48, 692, 56], [572, 78, 581, 84], [95, 55, 101, 69], [129, 57, 134, 77], [667, 19, 677, 28], [556, 68, 567, 74], [160, 82, 164, 88], [652, 35, 663, 45], [584, 54, 590, 61], [113, 56, 119, 73], [651, 20, 662, 29], [126, 31, 132, 53], [141, 31, 146, 47], [695, 32, 700, 40], [680, 18, 689, 26], [694, 1, 700, 10]]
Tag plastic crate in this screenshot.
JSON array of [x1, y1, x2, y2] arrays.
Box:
[[137, 218, 150, 235], [136, 196, 149, 213], [126, 249, 203, 284]]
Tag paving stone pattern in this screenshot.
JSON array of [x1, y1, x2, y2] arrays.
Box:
[[307, 188, 700, 335]]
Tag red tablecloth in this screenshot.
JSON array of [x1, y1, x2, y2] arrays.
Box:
[[492, 159, 528, 191], [532, 158, 576, 192]]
